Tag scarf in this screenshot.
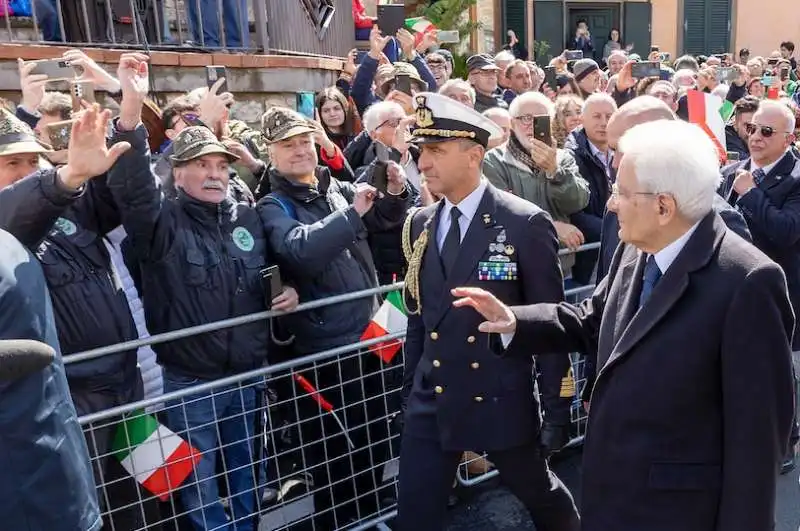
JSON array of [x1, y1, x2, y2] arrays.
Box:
[[507, 133, 540, 173]]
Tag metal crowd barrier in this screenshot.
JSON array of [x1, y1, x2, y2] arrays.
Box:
[[65, 244, 600, 531], [2, 0, 269, 51]]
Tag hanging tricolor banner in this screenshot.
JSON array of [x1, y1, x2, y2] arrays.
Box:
[[112, 411, 202, 501], [404, 17, 438, 47], [686, 90, 728, 163], [361, 290, 407, 363]]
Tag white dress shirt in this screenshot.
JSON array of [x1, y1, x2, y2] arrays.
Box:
[[588, 140, 614, 181], [436, 179, 487, 250], [501, 220, 702, 347], [749, 148, 789, 175]]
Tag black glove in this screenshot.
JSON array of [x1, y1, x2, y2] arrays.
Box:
[[539, 422, 570, 457]]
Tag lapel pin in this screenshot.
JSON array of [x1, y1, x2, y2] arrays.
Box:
[[482, 213, 492, 225]]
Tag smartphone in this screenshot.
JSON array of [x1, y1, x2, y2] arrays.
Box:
[[780, 67, 790, 81], [726, 151, 741, 162], [376, 4, 405, 37], [437, 30, 460, 43], [355, 50, 369, 65], [565, 50, 583, 61], [543, 66, 557, 91], [533, 115, 552, 147], [296, 91, 316, 120], [29, 59, 78, 81], [70, 80, 95, 111], [631, 61, 661, 78], [205, 65, 228, 93], [658, 52, 671, 62], [260, 265, 284, 308], [718, 67, 737, 83], [767, 58, 780, 67], [395, 74, 412, 96], [762, 75, 775, 87], [46, 119, 74, 151], [650, 45, 660, 52]]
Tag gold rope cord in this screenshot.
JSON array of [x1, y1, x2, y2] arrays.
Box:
[[402, 208, 429, 315]]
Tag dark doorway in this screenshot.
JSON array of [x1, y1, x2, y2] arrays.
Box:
[[566, 3, 620, 63]]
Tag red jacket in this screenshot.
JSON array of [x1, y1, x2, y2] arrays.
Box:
[[352, 0, 375, 29]]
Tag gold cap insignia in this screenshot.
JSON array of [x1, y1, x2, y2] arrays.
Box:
[[415, 95, 434, 128]]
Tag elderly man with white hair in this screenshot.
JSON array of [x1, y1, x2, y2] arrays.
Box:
[[438, 78, 476, 108], [721, 99, 800, 473], [452, 118, 795, 531], [483, 91, 590, 451]]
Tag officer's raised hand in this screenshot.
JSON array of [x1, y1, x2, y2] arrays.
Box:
[[57, 104, 130, 190], [116, 52, 150, 130], [451, 287, 517, 334]]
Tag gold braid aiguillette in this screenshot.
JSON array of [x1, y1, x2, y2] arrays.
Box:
[[402, 208, 430, 316]]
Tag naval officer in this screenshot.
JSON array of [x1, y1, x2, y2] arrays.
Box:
[[396, 92, 580, 531]]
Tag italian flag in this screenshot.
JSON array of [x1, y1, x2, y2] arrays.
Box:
[[361, 290, 407, 363], [720, 100, 735, 122], [112, 411, 202, 501], [404, 16, 437, 46], [686, 90, 728, 163]]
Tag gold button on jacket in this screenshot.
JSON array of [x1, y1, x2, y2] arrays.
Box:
[[470, 362, 480, 370], [434, 385, 444, 394], [473, 396, 484, 402], [430, 331, 439, 340], [433, 359, 441, 368], [467, 335, 476, 343]]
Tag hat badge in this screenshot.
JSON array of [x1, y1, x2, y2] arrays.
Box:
[[415, 96, 434, 128]]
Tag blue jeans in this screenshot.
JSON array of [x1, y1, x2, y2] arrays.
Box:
[[186, 0, 249, 48], [34, 0, 63, 42], [164, 372, 264, 531]]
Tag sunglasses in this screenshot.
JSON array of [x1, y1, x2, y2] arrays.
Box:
[[171, 112, 200, 129], [745, 123, 792, 138]]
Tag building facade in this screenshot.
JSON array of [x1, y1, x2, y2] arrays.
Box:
[[487, 0, 798, 62]]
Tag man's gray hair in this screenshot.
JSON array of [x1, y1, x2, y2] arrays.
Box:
[[438, 79, 476, 104], [362, 101, 405, 133], [494, 50, 515, 64], [673, 55, 700, 72], [509, 91, 554, 118], [483, 107, 511, 120], [619, 120, 720, 221], [757, 100, 796, 133], [581, 92, 617, 114]]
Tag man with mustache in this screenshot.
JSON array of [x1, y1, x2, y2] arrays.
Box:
[[106, 53, 298, 531]]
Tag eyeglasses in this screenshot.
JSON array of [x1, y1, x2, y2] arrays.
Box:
[[745, 123, 792, 138], [513, 114, 537, 125], [427, 62, 447, 70], [171, 112, 200, 129], [376, 117, 402, 130], [610, 182, 664, 201]]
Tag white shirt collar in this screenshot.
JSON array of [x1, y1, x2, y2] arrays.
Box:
[[750, 149, 790, 175], [442, 179, 487, 225], [651, 220, 702, 274], [588, 140, 612, 159]]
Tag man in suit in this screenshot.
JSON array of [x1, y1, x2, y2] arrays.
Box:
[[597, 96, 752, 281], [397, 92, 580, 531], [0, 228, 101, 530], [720, 99, 800, 472], [452, 119, 795, 531]]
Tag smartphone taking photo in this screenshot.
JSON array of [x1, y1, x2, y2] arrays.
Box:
[[533, 115, 552, 147], [205, 66, 228, 93]]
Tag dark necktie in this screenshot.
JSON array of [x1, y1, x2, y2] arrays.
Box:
[[752, 168, 766, 186], [440, 206, 462, 277], [639, 255, 662, 309]]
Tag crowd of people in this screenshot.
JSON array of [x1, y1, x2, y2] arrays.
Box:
[[1, 17, 800, 531]]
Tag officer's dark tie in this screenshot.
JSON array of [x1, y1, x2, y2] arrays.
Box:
[[639, 255, 662, 308], [440, 206, 462, 277], [752, 168, 766, 186]]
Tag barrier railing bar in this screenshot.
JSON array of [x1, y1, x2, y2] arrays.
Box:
[[65, 282, 404, 364], [348, 510, 398, 531], [77, 331, 406, 424]]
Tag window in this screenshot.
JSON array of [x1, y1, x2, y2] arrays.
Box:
[[683, 0, 731, 55], [299, 0, 335, 39]]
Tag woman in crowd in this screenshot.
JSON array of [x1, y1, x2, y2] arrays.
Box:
[[552, 94, 584, 148], [315, 87, 356, 150], [748, 77, 765, 98], [557, 72, 581, 96], [603, 29, 622, 66]]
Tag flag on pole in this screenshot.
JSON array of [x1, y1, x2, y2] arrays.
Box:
[[112, 411, 202, 501], [720, 99, 735, 123], [686, 90, 728, 163], [361, 290, 407, 363], [404, 17, 437, 47]]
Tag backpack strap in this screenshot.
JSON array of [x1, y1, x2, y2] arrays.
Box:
[[266, 193, 297, 220]]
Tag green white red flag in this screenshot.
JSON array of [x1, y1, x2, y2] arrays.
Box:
[[361, 290, 407, 363]]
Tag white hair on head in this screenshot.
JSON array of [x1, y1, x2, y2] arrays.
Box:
[[509, 90, 554, 117], [362, 101, 405, 133], [757, 100, 796, 133], [608, 50, 627, 61], [483, 107, 511, 120], [438, 78, 476, 104], [494, 51, 515, 64], [619, 120, 720, 222], [581, 92, 617, 114]]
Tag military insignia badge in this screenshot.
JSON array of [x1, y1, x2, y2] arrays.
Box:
[[415, 96, 434, 128], [232, 226, 255, 252], [482, 213, 492, 225]]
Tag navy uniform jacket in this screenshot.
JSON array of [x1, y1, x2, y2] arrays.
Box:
[[0, 229, 101, 531], [402, 182, 565, 451], [508, 213, 794, 531]]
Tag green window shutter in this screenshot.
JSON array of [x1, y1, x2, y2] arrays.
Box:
[[504, 0, 526, 50], [623, 1, 652, 58], [707, 0, 731, 54], [533, 0, 563, 63], [683, 0, 706, 55]]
